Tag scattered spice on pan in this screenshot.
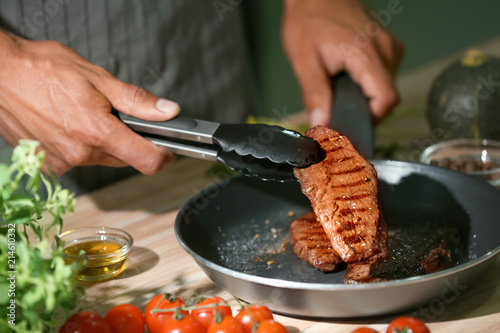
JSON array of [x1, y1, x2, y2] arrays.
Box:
[[216, 217, 292, 274]]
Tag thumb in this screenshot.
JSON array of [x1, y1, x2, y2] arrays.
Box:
[[97, 76, 180, 121]]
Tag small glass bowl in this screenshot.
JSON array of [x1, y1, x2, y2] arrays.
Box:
[[420, 138, 500, 188], [55, 227, 133, 282]]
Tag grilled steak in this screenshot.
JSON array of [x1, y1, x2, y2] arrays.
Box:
[[293, 126, 387, 263], [290, 210, 459, 283], [343, 264, 387, 284], [421, 247, 453, 274], [290, 211, 343, 272], [344, 227, 458, 284]]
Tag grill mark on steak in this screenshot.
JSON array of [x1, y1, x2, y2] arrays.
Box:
[[303, 178, 373, 193], [338, 220, 356, 232], [334, 193, 371, 201], [318, 138, 344, 146], [293, 126, 387, 263], [290, 212, 344, 272], [324, 155, 355, 164], [343, 234, 365, 245], [329, 165, 366, 176], [338, 207, 369, 216], [330, 178, 372, 189]]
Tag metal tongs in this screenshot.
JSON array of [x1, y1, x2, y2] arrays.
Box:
[[114, 111, 325, 181]]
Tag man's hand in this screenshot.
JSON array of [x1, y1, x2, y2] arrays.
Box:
[[0, 31, 180, 176], [281, 0, 404, 126]]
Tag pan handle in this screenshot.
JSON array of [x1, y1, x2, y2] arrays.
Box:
[[330, 72, 375, 159]]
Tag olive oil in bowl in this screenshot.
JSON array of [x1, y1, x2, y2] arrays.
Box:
[[57, 227, 133, 282]]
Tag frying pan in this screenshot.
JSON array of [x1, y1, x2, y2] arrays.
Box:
[[175, 160, 500, 318], [175, 74, 500, 317]]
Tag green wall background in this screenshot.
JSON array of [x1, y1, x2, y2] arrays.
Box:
[[243, 1, 500, 117]]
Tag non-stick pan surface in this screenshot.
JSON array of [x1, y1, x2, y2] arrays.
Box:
[[175, 160, 500, 318]]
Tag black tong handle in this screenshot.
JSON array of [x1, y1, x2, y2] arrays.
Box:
[[330, 73, 374, 158]]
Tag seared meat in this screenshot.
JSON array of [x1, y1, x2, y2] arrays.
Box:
[[290, 210, 459, 283], [290, 211, 343, 272], [291, 126, 459, 284], [421, 247, 453, 274], [343, 264, 387, 284], [344, 227, 458, 284], [293, 126, 387, 263]]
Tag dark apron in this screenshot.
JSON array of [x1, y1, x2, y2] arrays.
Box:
[[0, 0, 254, 195]]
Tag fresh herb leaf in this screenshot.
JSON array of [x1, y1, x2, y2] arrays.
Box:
[[0, 141, 82, 332]]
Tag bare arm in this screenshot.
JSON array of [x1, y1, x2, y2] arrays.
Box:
[[281, 0, 404, 126], [0, 30, 180, 175]]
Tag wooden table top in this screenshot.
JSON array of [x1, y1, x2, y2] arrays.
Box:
[[61, 157, 500, 332]]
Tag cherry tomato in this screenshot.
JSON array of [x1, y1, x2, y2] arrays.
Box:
[[145, 294, 188, 333], [192, 296, 233, 328], [254, 319, 288, 333], [208, 316, 250, 333], [59, 311, 112, 333], [387, 317, 430, 333], [351, 328, 379, 333], [235, 304, 274, 332], [161, 314, 206, 333], [105, 304, 145, 333]]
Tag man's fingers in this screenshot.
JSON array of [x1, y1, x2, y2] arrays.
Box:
[[375, 33, 405, 78], [96, 76, 180, 121], [86, 73, 179, 175], [292, 53, 333, 127], [341, 47, 399, 123], [92, 113, 177, 175], [41, 146, 129, 176], [0, 107, 31, 147], [353, 69, 399, 123]]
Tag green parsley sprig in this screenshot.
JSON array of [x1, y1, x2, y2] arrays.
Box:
[[0, 140, 84, 332]]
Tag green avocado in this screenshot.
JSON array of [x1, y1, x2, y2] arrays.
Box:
[[426, 48, 500, 140]]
